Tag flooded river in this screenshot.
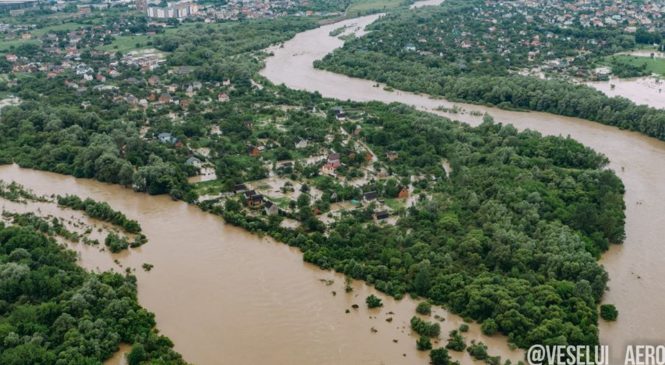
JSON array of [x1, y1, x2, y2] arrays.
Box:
[[261, 2, 665, 363], [587, 76, 665, 110], [0, 164, 520, 365], [1, 1, 663, 364]]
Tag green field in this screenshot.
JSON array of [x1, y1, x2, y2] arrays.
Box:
[[346, 0, 409, 16], [99, 24, 206, 53], [31, 22, 86, 37], [0, 38, 40, 53], [99, 34, 153, 53], [606, 54, 665, 76]]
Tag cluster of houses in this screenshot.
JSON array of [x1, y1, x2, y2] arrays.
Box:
[[122, 49, 166, 72], [512, 0, 664, 31]]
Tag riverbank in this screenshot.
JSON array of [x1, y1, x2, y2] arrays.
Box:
[[260, 4, 665, 364]]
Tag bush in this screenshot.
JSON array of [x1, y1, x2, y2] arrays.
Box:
[[430, 347, 454, 365], [105, 233, 129, 253], [416, 301, 432, 315], [417, 335, 432, 351], [600, 304, 618, 321], [366, 294, 383, 308], [411, 316, 441, 337], [446, 330, 466, 352], [467, 341, 489, 361], [481, 319, 498, 336]]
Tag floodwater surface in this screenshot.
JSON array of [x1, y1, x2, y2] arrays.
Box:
[[0, 164, 521, 365]]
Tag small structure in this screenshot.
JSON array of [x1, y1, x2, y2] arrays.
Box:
[[295, 139, 308, 149], [244, 190, 264, 208], [398, 186, 409, 199], [374, 211, 390, 221], [185, 157, 202, 168], [148, 75, 160, 86], [363, 191, 378, 204], [157, 132, 178, 145], [386, 151, 399, 161], [248, 145, 261, 157], [264, 200, 279, 216], [233, 183, 248, 194], [332, 107, 346, 121], [218, 93, 230, 102], [159, 93, 171, 104], [327, 153, 341, 165]]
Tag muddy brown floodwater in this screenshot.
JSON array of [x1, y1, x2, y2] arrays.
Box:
[[261, 1, 665, 363], [0, 164, 522, 365]]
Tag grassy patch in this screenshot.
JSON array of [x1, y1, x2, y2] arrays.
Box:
[[0, 38, 41, 53], [384, 198, 405, 210], [31, 22, 85, 37], [346, 0, 408, 16], [99, 34, 153, 53], [604, 54, 665, 76], [193, 179, 226, 196]]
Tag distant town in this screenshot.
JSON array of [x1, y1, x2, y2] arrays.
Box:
[[2, 0, 342, 20]]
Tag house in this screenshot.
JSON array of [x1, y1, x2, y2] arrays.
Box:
[[158, 132, 178, 145], [248, 145, 260, 157], [95, 74, 106, 82], [386, 151, 399, 161], [327, 153, 341, 165], [233, 183, 248, 194], [5, 54, 17, 63], [321, 162, 338, 177], [398, 186, 409, 199], [332, 107, 346, 121], [295, 139, 308, 149], [244, 190, 264, 208], [159, 93, 171, 104], [126, 94, 139, 106], [179, 98, 191, 108], [363, 191, 378, 204], [264, 200, 279, 216], [148, 75, 160, 86], [374, 211, 390, 221], [217, 92, 230, 102], [185, 157, 202, 168]]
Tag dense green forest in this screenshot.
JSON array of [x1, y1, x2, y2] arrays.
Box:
[[316, 0, 665, 141], [0, 223, 185, 364]]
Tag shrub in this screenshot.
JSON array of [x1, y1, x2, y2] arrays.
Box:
[[366, 294, 383, 308], [416, 301, 432, 315], [600, 304, 618, 321], [417, 335, 432, 351]]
